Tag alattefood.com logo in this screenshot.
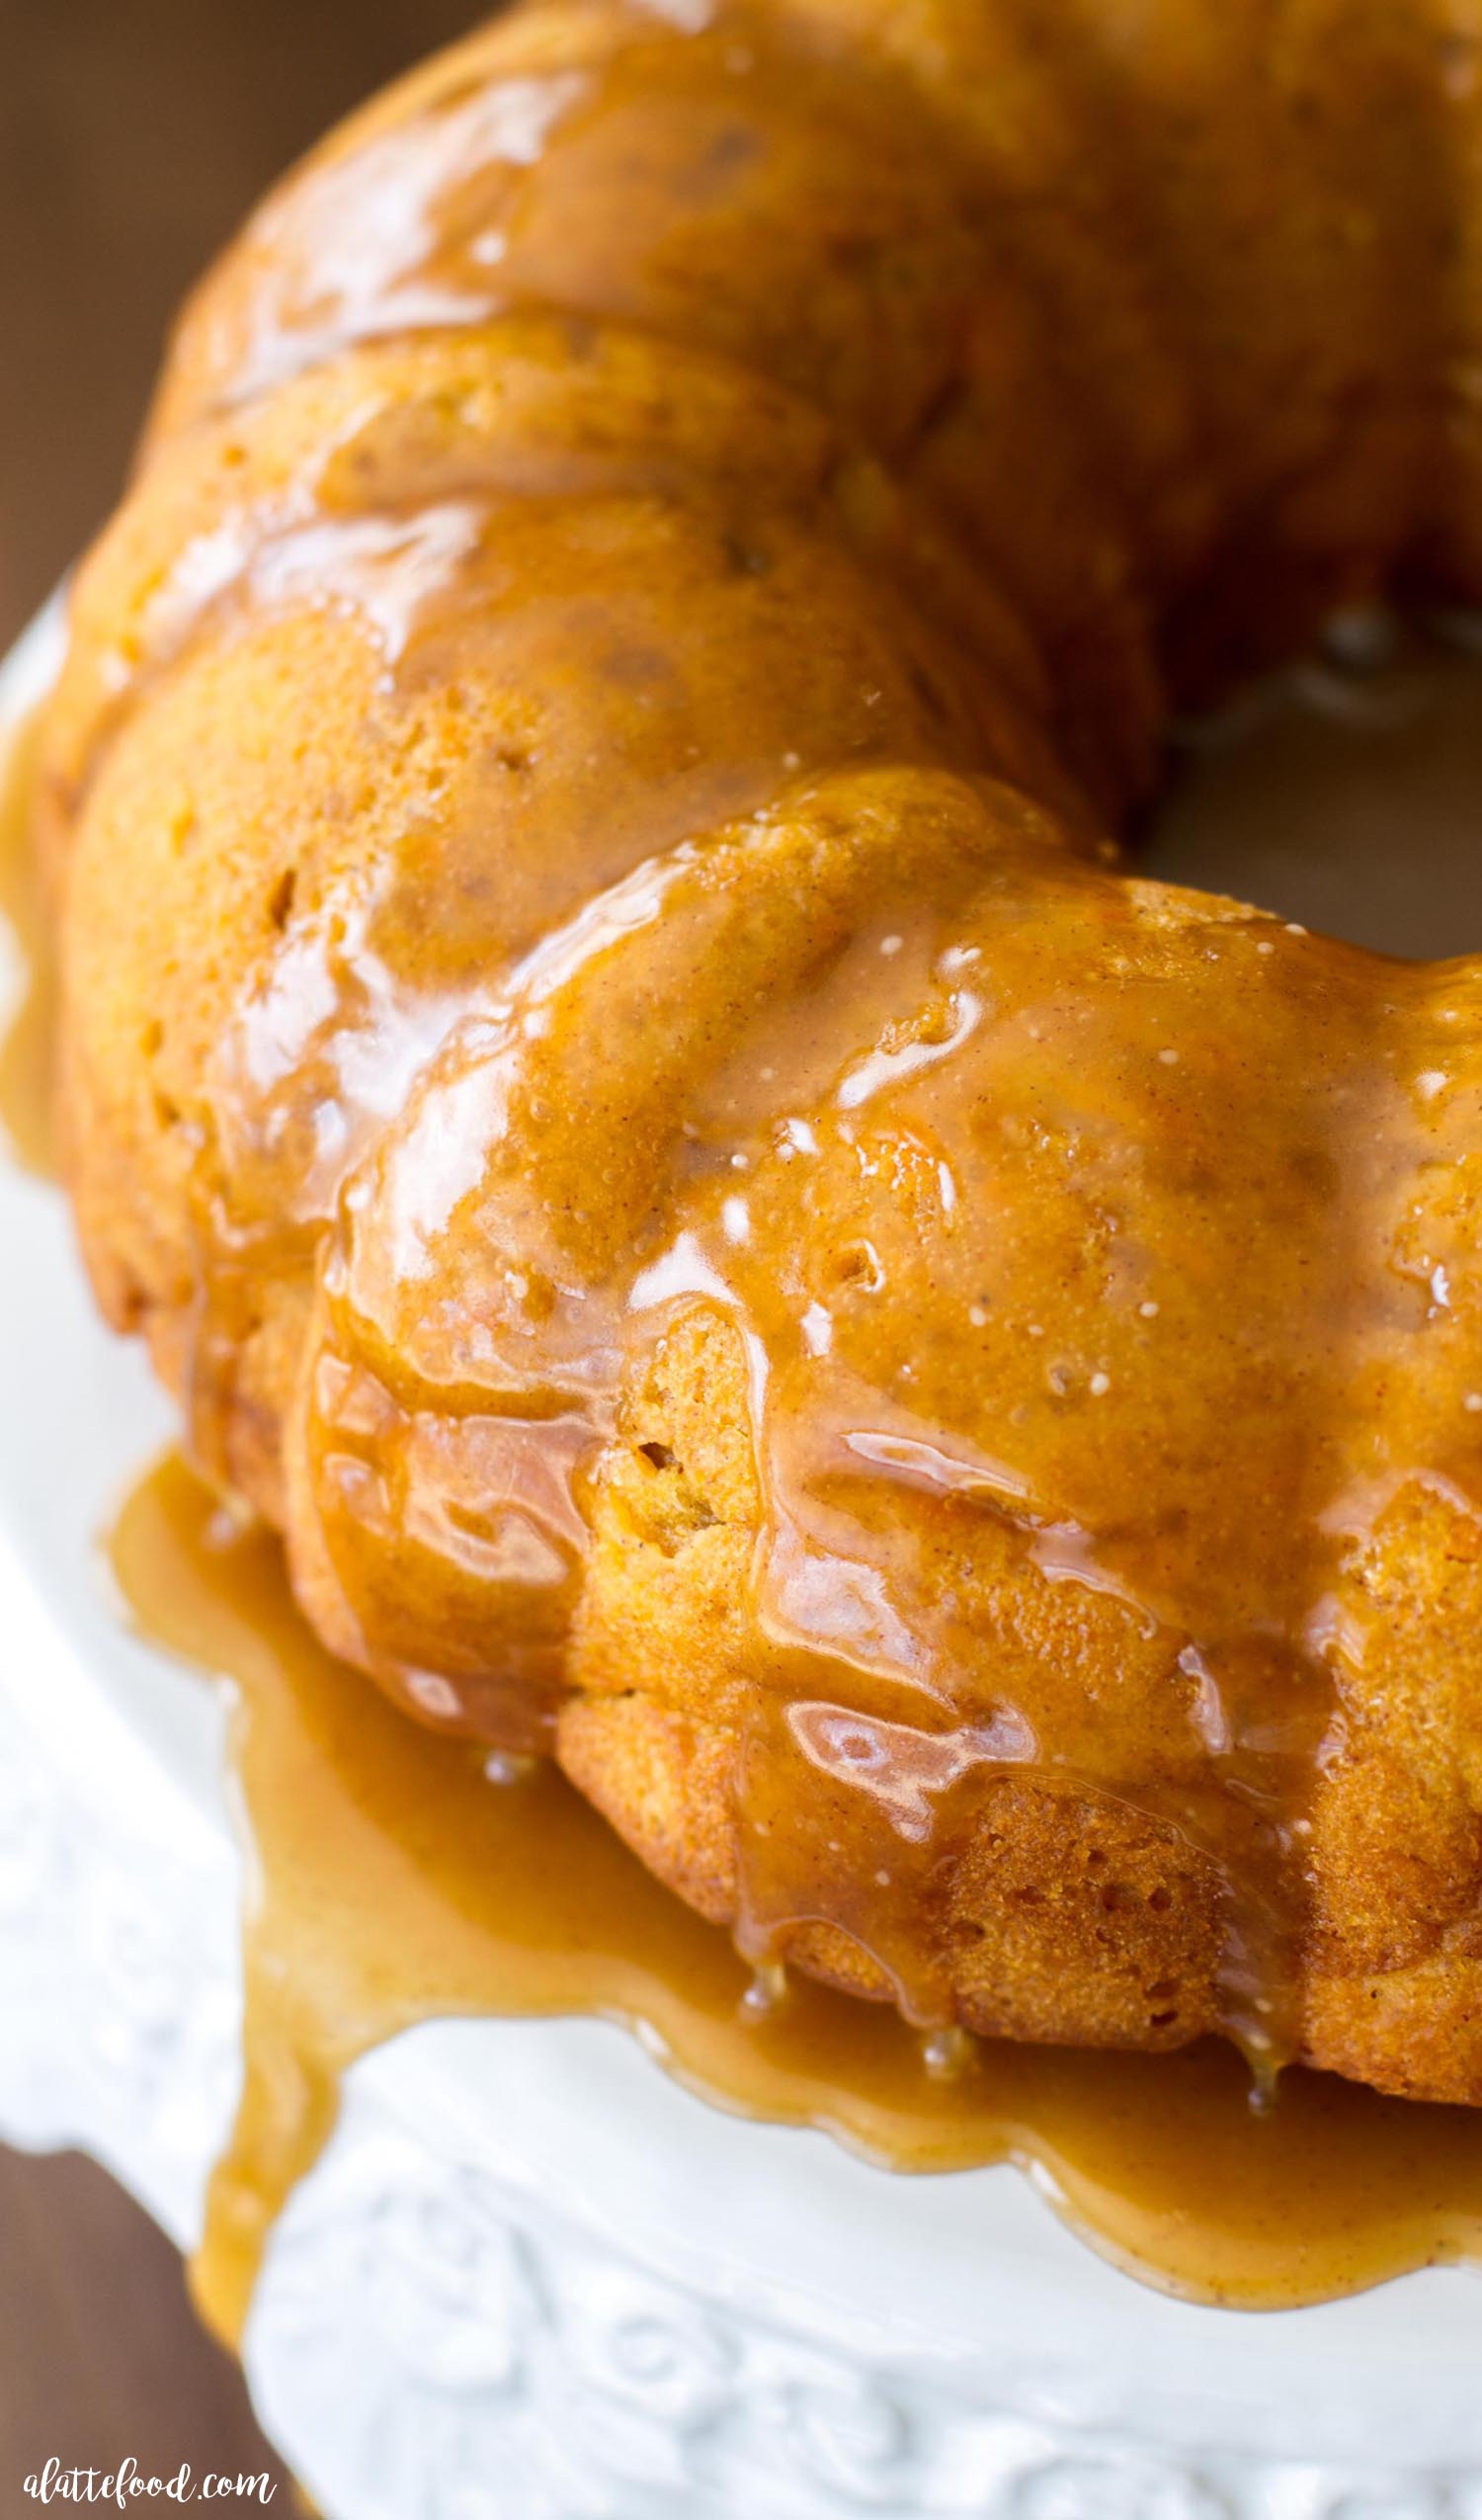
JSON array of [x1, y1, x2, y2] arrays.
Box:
[[24, 2464, 276, 2507]]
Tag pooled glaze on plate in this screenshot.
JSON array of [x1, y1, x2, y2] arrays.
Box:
[[110, 1446, 1482, 2333]]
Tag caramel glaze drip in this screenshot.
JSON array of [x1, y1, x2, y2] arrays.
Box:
[[34, 0, 1482, 2130], [108, 1452, 1482, 2333]]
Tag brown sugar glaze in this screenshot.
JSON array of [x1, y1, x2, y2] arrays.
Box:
[[15, 626, 1482, 2327], [41, 0, 1482, 2135], [25, 0, 1482, 2321], [50, 410, 1482, 2081], [109, 1445, 1482, 2337], [42, 0, 1482, 2123]]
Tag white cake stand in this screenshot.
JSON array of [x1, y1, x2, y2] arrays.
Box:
[[5, 600, 1482, 2520]]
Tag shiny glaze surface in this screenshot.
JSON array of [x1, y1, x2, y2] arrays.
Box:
[[38, 0, 1482, 2103], [110, 1451, 1482, 2333]]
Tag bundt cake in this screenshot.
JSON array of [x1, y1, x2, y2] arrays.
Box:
[[39, 0, 1482, 2102]]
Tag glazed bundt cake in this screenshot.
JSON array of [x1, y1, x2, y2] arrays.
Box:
[[40, 0, 1482, 2101]]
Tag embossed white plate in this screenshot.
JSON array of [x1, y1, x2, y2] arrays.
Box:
[[5, 600, 1482, 2520]]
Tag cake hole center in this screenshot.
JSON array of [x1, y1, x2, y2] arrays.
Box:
[[1142, 615, 1482, 960]]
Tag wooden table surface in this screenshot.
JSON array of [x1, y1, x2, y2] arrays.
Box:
[[0, 0, 474, 2497], [0, 0, 477, 648], [0, 2148, 292, 2503]]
